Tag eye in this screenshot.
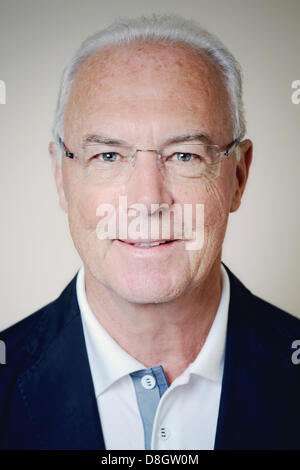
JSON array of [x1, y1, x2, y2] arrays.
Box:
[[96, 152, 119, 162], [173, 152, 195, 162]]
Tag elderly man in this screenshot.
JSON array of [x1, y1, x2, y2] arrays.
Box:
[[0, 14, 299, 450]]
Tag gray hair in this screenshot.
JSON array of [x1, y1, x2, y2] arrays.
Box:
[[52, 14, 246, 163]]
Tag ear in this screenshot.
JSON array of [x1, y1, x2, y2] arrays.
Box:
[[230, 139, 253, 213], [49, 141, 68, 213]]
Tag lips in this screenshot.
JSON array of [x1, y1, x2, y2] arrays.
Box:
[[118, 239, 176, 248]]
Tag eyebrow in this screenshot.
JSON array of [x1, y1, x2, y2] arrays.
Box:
[[82, 134, 128, 147], [163, 132, 214, 146], [82, 131, 214, 147]]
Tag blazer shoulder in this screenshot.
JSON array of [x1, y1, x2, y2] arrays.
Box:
[[225, 264, 300, 358], [250, 291, 300, 328], [0, 275, 79, 368]]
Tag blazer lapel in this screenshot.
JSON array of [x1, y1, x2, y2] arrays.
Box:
[[17, 276, 106, 450], [214, 266, 293, 449]]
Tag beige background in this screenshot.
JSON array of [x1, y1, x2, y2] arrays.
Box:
[[0, 0, 299, 330]]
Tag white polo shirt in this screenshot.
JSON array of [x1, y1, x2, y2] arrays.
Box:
[[76, 264, 230, 450]]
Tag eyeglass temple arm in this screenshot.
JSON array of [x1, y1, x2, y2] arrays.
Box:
[[58, 137, 76, 159], [220, 138, 239, 158]]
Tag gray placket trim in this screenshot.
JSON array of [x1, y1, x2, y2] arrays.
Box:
[[130, 365, 169, 450]]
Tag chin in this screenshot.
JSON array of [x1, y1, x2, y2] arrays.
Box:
[[109, 273, 189, 305]]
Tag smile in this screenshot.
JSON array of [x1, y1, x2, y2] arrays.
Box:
[[118, 239, 176, 249]]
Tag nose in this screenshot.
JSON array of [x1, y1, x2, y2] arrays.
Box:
[[126, 150, 174, 214]]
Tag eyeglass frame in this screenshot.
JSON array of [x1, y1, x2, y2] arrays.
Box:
[[58, 136, 240, 178]]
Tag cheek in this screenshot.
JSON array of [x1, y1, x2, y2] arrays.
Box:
[[202, 180, 232, 229], [67, 182, 116, 233], [179, 179, 232, 231]]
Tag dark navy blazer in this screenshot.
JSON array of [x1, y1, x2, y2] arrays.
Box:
[[0, 265, 299, 449]]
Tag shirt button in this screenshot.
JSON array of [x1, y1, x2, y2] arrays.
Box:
[[159, 426, 170, 440], [141, 374, 156, 389]]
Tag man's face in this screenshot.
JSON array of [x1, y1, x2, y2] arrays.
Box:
[[51, 41, 251, 304]]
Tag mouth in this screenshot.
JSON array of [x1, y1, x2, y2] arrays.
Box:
[[117, 239, 178, 249]]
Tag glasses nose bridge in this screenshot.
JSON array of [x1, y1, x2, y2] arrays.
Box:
[[131, 148, 163, 168]]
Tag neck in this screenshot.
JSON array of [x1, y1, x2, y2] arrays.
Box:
[[84, 257, 223, 384]]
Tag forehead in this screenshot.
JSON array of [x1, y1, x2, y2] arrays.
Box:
[[64, 41, 233, 144]]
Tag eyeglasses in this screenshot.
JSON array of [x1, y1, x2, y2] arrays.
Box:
[[58, 137, 239, 183]]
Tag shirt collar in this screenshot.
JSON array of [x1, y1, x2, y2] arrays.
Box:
[[179, 265, 230, 383], [77, 266, 146, 397], [77, 264, 230, 396]]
